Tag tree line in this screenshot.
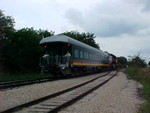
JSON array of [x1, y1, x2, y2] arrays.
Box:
[[0, 10, 148, 74], [0, 10, 99, 73], [118, 55, 148, 68]]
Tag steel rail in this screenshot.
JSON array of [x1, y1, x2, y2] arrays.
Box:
[[0, 78, 59, 90], [1, 71, 113, 113], [0, 72, 105, 90], [49, 71, 118, 113]]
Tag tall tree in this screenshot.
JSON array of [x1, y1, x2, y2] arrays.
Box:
[[5, 28, 53, 73], [117, 56, 127, 68], [0, 10, 15, 72], [62, 31, 100, 49], [5, 28, 40, 73], [148, 61, 150, 66], [128, 54, 147, 67], [0, 10, 15, 39], [38, 29, 54, 38]]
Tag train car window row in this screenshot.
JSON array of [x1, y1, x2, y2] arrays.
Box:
[[73, 48, 101, 61]]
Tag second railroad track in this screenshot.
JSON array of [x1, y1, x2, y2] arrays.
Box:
[[1, 70, 118, 113]]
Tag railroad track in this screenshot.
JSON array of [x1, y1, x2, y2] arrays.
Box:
[[1, 71, 117, 113], [0, 71, 112, 90], [0, 73, 103, 90], [0, 78, 59, 90]]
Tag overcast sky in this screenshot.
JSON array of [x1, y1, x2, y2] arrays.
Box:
[[0, 0, 150, 62]]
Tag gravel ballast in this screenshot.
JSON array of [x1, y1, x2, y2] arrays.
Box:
[[59, 71, 144, 113], [0, 72, 107, 112], [0, 71, 144, 113]]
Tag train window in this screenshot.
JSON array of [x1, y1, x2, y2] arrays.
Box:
[[94, 55, 96, 60], [93, 55, 95, 60], [89, 54, 92, 60], [86, 52, 88, 59], [80, 51, 83, 58], [74, 49, 79, 58], [87, 53, 89, 59], [84, 52, 86, 59], [92, 54, 94, 60], [95, 55, 97, 60], [97, 55, 99, 60], [86, 53, 88, 59], [88, 53, 91, 59], [84, 52, 88, 59], [90, 54, 92, 59]]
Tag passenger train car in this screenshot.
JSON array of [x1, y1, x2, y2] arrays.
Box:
[[39, 35, 117, 75]]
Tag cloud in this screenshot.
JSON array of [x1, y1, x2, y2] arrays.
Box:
[[0, 0, 69, 32], [136, 28, 150, 36], [65, 9, 84, 26], [123, 0, 150, 12], [95, 34, 150, 62], [1, 0, 150, 62], [65, 0, 150, 37], [85, 18, 143, 37], [141, 0, 150, 11]]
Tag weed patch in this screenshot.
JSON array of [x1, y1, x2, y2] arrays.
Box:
[[0, 73, 53, 82], [126, 67, 150, 113]]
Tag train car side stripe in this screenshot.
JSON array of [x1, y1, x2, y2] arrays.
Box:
[[72, 61, 109, 66]]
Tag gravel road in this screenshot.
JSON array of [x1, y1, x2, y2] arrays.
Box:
[[59, 71, 144, 113]]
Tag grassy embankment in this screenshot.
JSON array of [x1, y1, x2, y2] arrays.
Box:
[[0, 73, 53, 82], [126, 67, 150, 113]]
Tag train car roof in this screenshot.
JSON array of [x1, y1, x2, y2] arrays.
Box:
[[40, 35, 108, 55], [110, 54, 117, 58]]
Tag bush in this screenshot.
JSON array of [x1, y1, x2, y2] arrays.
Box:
[[126, 67, 150, 113], [128, 55, 147, 68], [4, 28, 54, 73]]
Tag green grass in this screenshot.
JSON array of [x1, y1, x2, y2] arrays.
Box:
[[126, 67, 150, 113], [0, 73, 53, 82]]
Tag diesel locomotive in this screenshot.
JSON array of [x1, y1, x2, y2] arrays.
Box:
[[39, 35, 117, 76]]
